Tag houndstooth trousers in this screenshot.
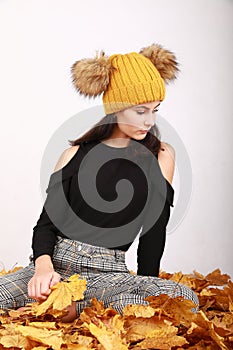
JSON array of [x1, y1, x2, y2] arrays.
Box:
[[0, 236, 199, 314]]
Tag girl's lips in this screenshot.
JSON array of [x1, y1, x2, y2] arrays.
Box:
[[139, 130, 148, 133]]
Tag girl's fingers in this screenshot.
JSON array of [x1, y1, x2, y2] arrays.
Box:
[[50, 273, 61, 288], [28, 272, 61, 301]]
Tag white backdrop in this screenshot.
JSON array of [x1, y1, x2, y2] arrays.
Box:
[[0, 0, 232, 278]]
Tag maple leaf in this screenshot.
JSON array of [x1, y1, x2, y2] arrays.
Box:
[[124, 315, 174, 343], [145, 293, 197, 328], [133, 324, 188, 349], [0, 267, 233, 349], [205, 268, 230, 286], [0, 266, 23, 276], [123, 304, 155, 318], [31, 274, 86, 317], [16, 324, 64, 350], [84, 317, 128, 350], [189, 310, 229, 349], [170, 271, 195, 289], [0, 334, 30, 349], [212, 313, 233, 337]]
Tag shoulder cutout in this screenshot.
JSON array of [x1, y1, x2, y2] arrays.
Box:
[[54, 145, 80, 172], [158, 142, 175, 186]]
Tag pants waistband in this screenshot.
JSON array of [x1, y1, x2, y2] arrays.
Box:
[[57, 235, 126, 261]]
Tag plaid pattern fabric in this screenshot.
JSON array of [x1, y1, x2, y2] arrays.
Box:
[[0, 236, 199, 314]]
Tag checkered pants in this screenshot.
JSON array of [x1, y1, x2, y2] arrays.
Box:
[[0, 236, 199, 314]]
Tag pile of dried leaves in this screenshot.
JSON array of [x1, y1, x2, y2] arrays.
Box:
[[0, 266, 232, 349]]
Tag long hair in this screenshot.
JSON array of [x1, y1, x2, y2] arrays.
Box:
[[68, 113, 162, 158]]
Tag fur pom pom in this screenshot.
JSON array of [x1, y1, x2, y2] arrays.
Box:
[[71, 51, 113, 97], [139, 44, 179, 82]]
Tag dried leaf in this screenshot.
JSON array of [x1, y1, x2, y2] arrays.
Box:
[[16, 324, 64, 350], [146, 293, 196, 327], [205, 269, 230, 286], [0, 266, 232, 349], [193, 311, 229, 349], [135, 325, 188, 349], [31, 274, 86, 316], [0, 334, 30, 348], [123, 304, 155, 318], [124, 315, 173, 343], [84, 315, 128, 350]]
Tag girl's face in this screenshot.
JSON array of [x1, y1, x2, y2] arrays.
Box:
[[114, 101, 160, 140]]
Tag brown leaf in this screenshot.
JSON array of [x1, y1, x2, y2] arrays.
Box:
[[205, 268, 230, 286], [193, 311, 229, 349], [146, 293, 196, 327]]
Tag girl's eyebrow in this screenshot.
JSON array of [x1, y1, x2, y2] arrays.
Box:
[[135, 103, 160, 110]]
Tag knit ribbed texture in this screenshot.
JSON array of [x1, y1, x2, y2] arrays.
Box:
[[103, 52, 166, 114]]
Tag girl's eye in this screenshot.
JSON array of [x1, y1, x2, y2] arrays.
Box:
[[136, 109, 159, 115]]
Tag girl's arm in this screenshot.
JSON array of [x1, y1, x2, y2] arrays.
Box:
[[28, 146, 79, 300], [137, 143, 175, 277]]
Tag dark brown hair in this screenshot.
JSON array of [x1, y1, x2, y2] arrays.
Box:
[[68, 113, 162, 158]]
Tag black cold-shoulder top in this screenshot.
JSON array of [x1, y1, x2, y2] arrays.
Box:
[[32, 139, 174, 277]]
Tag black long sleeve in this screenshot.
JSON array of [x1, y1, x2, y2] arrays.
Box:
[[31, 171, 71, 262], [137, 198, 173, 276], [137, 156, 175, 277]]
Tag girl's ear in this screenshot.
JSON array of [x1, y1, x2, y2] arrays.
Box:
[[71, 51, 114, 97], [139, 43, 179, 83]]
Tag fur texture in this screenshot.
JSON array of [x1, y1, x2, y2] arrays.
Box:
[[139, 43, 179, 82], [71, 51, 113, 97]]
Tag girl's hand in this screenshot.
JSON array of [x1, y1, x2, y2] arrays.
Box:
[[28, 254, 60, 301], [28, 269, 61, 301]]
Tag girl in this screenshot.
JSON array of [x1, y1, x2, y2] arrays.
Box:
[[0, 44, 199, 322]]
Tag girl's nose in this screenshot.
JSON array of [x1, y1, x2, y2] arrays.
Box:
[[144, 113, 155, 127]]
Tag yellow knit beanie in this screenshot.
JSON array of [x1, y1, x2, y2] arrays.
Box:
[[71, 44, 179, 115]]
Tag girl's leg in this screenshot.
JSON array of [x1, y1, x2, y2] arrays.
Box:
[[50, 238, 199, 316], [75, 272, 199, 315], [132, 274, 199, 313], [0, 262, 36, 310]]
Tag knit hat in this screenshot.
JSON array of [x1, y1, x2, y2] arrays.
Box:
[[71, 44, 179, 115]]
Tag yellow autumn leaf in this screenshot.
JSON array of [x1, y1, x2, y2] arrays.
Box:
[[0, 266, 23, 276], [16, 324, 64, 350], [124, 315, 172, 343], [123, 304, 155, 318], [28, 321, 57, 329], [170, 271, 195, 289], [0, 334, 30, 348], [31, 274, 86, 316], [85, 320, 128, 350], [0, 267, 232, 349], [136, 327, 188, 349]]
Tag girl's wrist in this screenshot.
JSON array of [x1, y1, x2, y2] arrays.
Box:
[[35, 255, 54, 271]]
